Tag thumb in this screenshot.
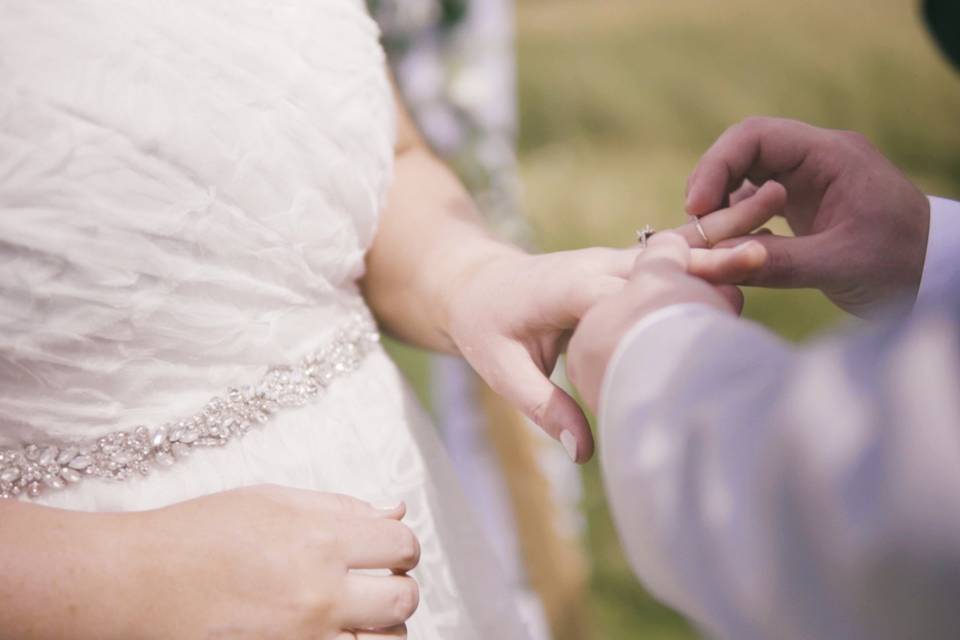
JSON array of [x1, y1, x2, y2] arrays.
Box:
[[714, 232, 830, 288], [481, 339, 594, 464], [688, 241, 768, 284]]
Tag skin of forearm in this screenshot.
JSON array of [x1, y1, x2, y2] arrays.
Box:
[[361, 107, 523, 354], [0, 500, 142, 639]]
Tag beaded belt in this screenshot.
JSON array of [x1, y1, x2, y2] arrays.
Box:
[[0, 308, 380, 501]]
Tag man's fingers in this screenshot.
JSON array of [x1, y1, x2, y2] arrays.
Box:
[[484, 340, 593, 463], [340, 575, 420, 631], [342, 519, 421, 572], [677, 181, 787, 249], [729, 179, 759, 206], [714, 232, 832, 288], [688, 241, 768, 284], [686, 117, 821, 215]]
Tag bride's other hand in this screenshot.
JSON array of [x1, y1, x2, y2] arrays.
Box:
[[0, 486, 418, 639], [133, 486, 419, 640], [567, 233, 767, 412]]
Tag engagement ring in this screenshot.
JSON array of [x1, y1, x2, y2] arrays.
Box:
[[635, 224, 656, 249]]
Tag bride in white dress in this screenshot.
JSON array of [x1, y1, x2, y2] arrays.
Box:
[[0, 1, 774, 637]]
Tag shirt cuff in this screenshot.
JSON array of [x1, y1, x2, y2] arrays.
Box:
[[597, 303, 723, 422], [918, 196, 960, 306]]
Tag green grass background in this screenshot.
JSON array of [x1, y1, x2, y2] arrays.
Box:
[[389, 1, 960, 637]]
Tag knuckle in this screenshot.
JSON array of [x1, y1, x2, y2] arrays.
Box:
[[737, 115, 765, 129], [307, 526, 343, 561], [836, 129, 872, 151], [326, 492, 370, 517], [331, 493, 358, 511], [294, 572, 344, 621], [763, 247, 794, 284], [735, 116, 770, 136], [528, 399, 549, 427]]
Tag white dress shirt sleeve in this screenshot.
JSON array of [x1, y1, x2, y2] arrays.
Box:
[[598, 298, 960, 640], [918, 196, 960, 306]]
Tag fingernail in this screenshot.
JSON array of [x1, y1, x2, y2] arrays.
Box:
[[373, 501, 403, 512], [560, 430, 578, 463]]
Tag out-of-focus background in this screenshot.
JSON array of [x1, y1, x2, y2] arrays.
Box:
[[386, 0, 960, 638]]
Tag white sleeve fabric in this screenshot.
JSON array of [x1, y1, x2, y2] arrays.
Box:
[[918, 196, 960, 307], [598, 300, 960, 640]]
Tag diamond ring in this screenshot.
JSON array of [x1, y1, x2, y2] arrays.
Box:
[[635, 224, 656, 249]]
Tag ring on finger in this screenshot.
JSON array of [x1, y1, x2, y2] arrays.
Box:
[[690, 215, 713, 248], [635, 224, 656, 250]]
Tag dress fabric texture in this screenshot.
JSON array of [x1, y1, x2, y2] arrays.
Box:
[[0, 1, 528, 637]]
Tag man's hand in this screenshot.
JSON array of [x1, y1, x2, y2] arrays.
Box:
[[686, 117, 931, 317], [566, 233, 766, 412]]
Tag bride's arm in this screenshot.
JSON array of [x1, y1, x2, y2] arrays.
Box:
[[362, 89, 783, 462], [362, 96, 514, 354]]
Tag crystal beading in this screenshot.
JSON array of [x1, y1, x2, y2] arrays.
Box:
[[0, 309, 380, 501]]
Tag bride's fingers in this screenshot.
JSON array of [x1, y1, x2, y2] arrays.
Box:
[[359, 626, 408, 638], [336, 626, 408, 639], [308, 492, 405, 520], [482, 339, 593, 463], [342, 518, 420, 572], [716, 284, 746, 314], [688, 242, 768, 284], [340, 575, 420, 630], [675, 181, 786, 249]]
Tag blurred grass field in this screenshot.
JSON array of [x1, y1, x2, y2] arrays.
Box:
[[391, 1, 960, 638]]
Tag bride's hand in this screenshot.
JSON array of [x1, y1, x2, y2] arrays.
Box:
[[128, 485, 419, 640], [567, 233, 767, 412], [441, 183, 785, 463]]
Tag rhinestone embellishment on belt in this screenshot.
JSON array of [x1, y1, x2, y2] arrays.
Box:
[[0, 309, 380, 501]]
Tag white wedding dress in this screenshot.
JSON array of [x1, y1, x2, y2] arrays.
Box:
[[0, 1, 529, 637]]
